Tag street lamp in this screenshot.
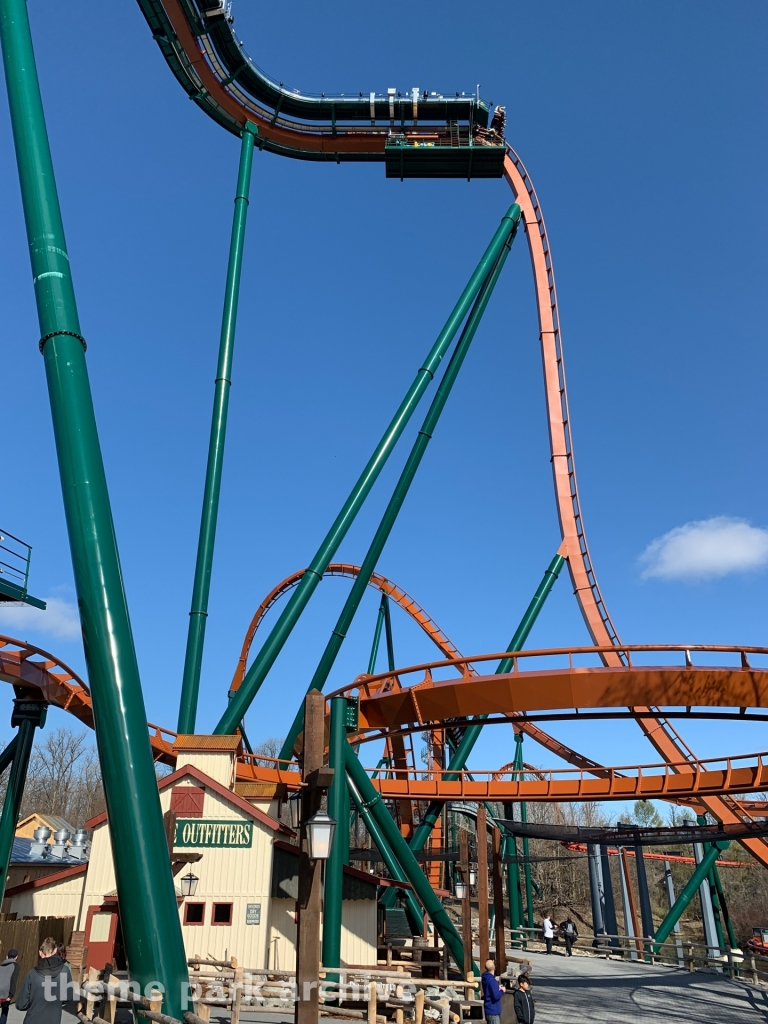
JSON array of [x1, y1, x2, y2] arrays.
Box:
[[305, 809, 336, 861], [454, 879, 468, 900], [469, 868, 477, 887], [180, 871, 199, 897]]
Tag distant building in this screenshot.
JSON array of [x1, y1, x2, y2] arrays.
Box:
[[15, 813, 76, 839]]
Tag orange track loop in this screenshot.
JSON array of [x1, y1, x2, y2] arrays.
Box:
[[0, 635, 177, 764], [231, 564, 615, 776]]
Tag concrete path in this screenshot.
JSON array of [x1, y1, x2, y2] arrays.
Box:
[[524, 948, 768, 1023]]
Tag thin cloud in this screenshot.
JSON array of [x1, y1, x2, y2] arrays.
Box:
[[639, 516, 768, 581], [0, 596, 81, 640]]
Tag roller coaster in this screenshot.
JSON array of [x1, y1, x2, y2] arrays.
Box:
[[0, 0, 765, 1011]]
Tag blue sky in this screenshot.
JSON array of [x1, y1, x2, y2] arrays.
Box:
[[2, 1, 767, 798]]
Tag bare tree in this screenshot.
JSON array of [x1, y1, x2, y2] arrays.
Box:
[[20, 726, 105, 826]]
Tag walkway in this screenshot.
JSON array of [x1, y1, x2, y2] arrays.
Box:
[[525, 948, 768, 1023]]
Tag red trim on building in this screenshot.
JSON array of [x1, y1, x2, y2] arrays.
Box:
[[5, 863, 87, 896]]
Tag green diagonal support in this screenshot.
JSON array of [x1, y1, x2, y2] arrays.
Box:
[[215, 205, 521, 735], [279, 211, 520, 760]]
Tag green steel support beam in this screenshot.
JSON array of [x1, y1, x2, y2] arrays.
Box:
[[0, 700, 46, 904], [383, 589, 396, 672], [0, 736, 18, 777], [279, 215, 520, 759], [382, 551, 565, 909], [366, 595, 387, 675], [178, 123, 257, 735], [0, 1, 189, 1010], [503, 805, 522, 944], [323, 697, 349, 978], [653, 842, 729, 950], [513, 732, 535, 934], [346, 774, 423, 934], [345, 741, 472, 971], [215, 204, 522, 735], [696, 814, 726, 952], [710, 861, 738, 950]]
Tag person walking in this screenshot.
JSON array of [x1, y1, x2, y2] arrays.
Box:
[[542, 914, 554, 955], [561, 917, 578, 956], [480, 959, 506, 1024], [15, 937, 73, 1024], [513, 975, 535, 1024], [0, 949, 19, 1024]]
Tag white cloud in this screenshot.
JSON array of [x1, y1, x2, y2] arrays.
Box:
[[639, 516, 768, 581], [0, 596, 81, 640]]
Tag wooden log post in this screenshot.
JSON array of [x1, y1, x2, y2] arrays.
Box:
[[459, 830, 473, 980], [477, 806, 489, 969], [367, 981, 377, 1024], [231, 960, 243, 1024], [295, 690, 328, 1024], [684, 942, 694, 972], [491, 827, 506, 975], [414, 988, 425, 1024]]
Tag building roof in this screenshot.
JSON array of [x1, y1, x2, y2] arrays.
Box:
[[85, 763, 293, 836], [4, 863, 87, 897], [173, 734, 241, 752], [16, 813, 76, 835], [9, 837, 89, 866]]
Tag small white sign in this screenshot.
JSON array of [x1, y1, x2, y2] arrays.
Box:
[[246, 903, 261, 925]]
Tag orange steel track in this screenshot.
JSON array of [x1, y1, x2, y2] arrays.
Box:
[[5, 632, 768, 812], [501, 148, 768, 866], [230, 563, 608, 775]]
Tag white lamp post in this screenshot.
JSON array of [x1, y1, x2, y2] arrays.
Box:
[[180, 871, 199, 897], [305, 809, 336, 861]]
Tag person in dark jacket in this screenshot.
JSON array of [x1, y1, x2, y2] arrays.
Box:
[[513, 976, 534, 1024], [480, 959, 506, 1024], [561, 917, 578, 956], [0, 949, 19, 1024], [15, 937, 74, 1024]]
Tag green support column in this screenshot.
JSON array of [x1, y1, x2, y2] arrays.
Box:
[[0, 737, 18, 777], [346, 774, 423, 934], [0, 700, 46, 903], [710, 862, 738, 950], [514, 733, 535, 936], [366, 595, 387, 674], [0, 1, 189, 1010], [345, 741, 472, 971], [382, 551, 565, 910], [696, 815, 726, 952], [503, 806, 522, 946], [279, 213, 520, 759], [215, 205, 521, 735], [653, 842, 729, 949], [178, 123, 257, 734], [322, 697, 349, 978]]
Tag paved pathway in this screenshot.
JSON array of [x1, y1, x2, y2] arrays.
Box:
[[524, 948, 768, 1023]]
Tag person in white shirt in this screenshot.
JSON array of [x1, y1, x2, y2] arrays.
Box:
[[542, 913, 555, 954]]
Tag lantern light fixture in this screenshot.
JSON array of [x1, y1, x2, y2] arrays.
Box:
[[180, 871, 199, 897], [305, 809, 336, 861]]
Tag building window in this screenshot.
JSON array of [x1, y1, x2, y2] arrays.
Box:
[[212, 903, 233, 926], [184, 903, 205, 926]]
